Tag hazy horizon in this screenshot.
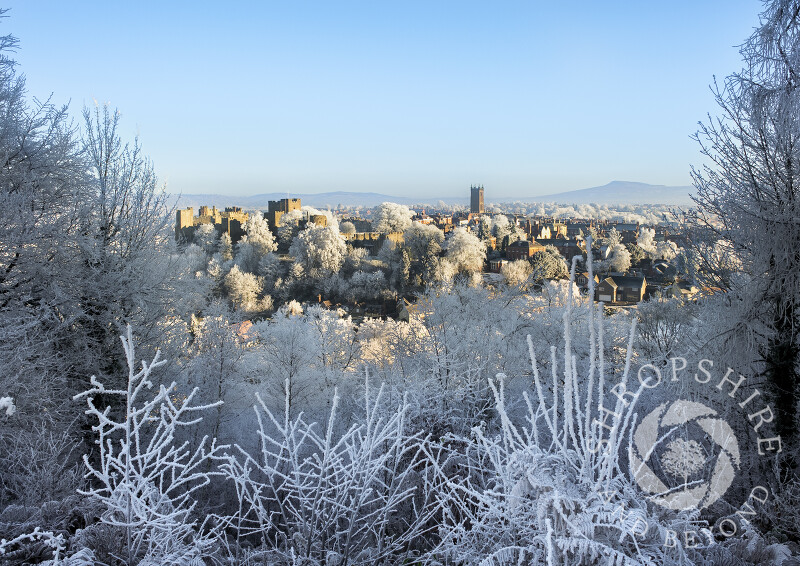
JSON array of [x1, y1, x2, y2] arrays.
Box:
[[5, 1, 754, 199]]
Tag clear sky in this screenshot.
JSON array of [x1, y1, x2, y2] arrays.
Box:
[[4, 1, 758, 198]]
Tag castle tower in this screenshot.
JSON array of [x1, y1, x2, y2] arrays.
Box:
[[470, 185, 484, 214], [267, 198, 302, 232]]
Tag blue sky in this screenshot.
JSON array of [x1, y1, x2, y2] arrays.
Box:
[[4, 1, 757, 198]]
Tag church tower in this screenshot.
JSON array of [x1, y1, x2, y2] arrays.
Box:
[[470, 185, 484, 214]]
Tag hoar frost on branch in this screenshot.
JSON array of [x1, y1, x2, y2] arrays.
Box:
[[218, 375, 440, 565], [688, 0, 800, 449], [0, 397, 15, 417], [432, 240, 703, 565], [445, 227, 486, 275], [371, 202, 414, 233], [289, 225, 347, 275], [73, 326, 227, 565]]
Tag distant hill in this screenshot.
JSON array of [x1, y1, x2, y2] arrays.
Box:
[[172, 181, 696, 210], [172, 191, 466, 210], [515, 181, 696, 206]]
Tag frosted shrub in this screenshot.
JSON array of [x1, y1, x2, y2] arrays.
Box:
[[218, 377, 439, 565], [74, 326, 226, 565], [433, 243, 701, 565]]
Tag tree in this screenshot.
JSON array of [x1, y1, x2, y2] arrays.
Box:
[[655, 239, 679, 261], [608, 244, 631, 273], [372, 202, 413, 233], [289, 225, 347, 275], [77, 103, 176, 385], [339, 221, 356, 235], [689, 0, 800, 448], [194, 223, 218, 253], [530, 246, 568, 282], [242, 213, 277, 257], [219, 232, 234, 261], [501, 259, 533, 288], [0, 28, 89, 507], [626, 242, 647, 265], [445, 228, 486, 274], [403, 222, 444, 280], [224, 264, 272, 313], [637, 227, 657, 255], [604, 226, 622, 248]]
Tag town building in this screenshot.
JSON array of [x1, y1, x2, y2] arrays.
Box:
[[470, 185, 485, 214], [175, 206, 249, 242], [342, 231, 404, 255], [506, 239, 545, 261], [266, 198, 301, 232], [596, 275, 647, 303]]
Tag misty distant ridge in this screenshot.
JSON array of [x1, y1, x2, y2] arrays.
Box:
[[174, 181, 696, 210], [527, 181, 695, 206]]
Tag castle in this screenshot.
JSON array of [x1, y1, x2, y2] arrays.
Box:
[[175, 205, 249, 243], [266, 198, 301, 232], [175, 198, 328, 243]]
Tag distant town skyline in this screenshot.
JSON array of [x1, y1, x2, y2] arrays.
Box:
[[5, 1, 757, 198]]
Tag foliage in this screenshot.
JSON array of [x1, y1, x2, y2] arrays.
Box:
[[403, 221, 445, 280], [73, 327, 225, 565], [372, 202, 414, 233], [218, 379, 439, 565], [531, 245, 569, 282], [688, 0, 800, 445], [289, 225, 347, 275], [501, 259, 534, 288], [445, 227, 486, 274], [242, 213, 277, 257]]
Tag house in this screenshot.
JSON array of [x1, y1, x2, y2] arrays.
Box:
[[596, 275, 647, 303], [535, 238, 585, 259], [506, 239, 545, 261], [488, 258, 507, 273], [575, 272, 599, 291], [397, 297, 423, 323]]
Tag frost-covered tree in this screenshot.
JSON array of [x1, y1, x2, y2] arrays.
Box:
[[234, 214, 278, 274], [77, 103, 176, 385], [242, 213, 277, 257], [277, 209, 304, 250], [445, 228, 486, 274], [608, 243, 632, 273], [501, 259, 533, 288], [604, 226, 622, 248], [0, 27, 88, 507], [339, 220, 356, 234], [403, 222, 444, 264], [637, 227, 657, 255], [219, 232, 234, 261], [530, 245, 568, 282], [655, 239, 679, 261], [346, 270, 388, 303], [194, 223, 218, 253], [688, 0, 800, 445], [636, 296, 696, 364], [372, 202, 413, 233], [289, 225, 347, 275], [490, 214, 511, 241], [626, 242, 648, 265], [403, 221, 444, 280], [250, 307, 320, 416], [224, 264, 272, 313]]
